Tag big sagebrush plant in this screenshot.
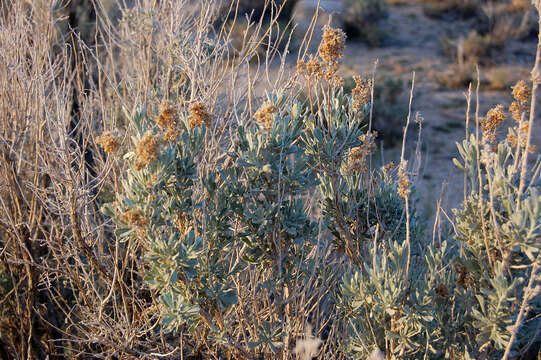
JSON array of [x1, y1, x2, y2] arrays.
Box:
[[3, 0, 541, 358], [450, 79, 541, 358], [102, 24, 390, 358], [103, 10, 541, 359]]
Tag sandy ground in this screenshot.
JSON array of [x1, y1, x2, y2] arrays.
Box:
[[337, 2, 541, 216]]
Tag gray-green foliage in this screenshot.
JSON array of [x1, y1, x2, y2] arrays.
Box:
[[451, 134, 541, 358], [103, 108, 240, 334], [104, 88, 371, 356], [103, 49, 540, 360], [334, 104, 540, 359]]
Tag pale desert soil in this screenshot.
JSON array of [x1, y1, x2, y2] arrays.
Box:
[[338, 2, 541, 215]]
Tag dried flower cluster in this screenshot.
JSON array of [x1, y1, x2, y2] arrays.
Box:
[[480, 104, 506, 144], [96, 131, 120, 153], [507, 81, 535, 153], [318, 26, 346, 65], [156, 102, 176, 128], [188, 102, 212, 129], [352, 76, 372, 111], [509, 101, 523, 123], [512, 80, 530, 103], [122, 209, 147, 228], [346, 132, 376, 173], [297, 55, 322, 79], [381, 161, 395, 177], [455, 264, 469, 289], [254, 102, 277, 131], [135, 131, 160, 170], [397, 160, 411, 199], [297, 26, 346, 88], [156, 102, 180, 141], [435, 283, 450, 298]]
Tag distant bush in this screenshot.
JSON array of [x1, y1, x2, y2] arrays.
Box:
[[343, 0, 388, 46], [435, 0, 538, 66], [422, 0, 479, 20]]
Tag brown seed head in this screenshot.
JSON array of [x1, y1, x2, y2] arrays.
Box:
[[122, 209, 147, 228], [382, 162, 395, 177], [96, 131, 120, 153], [156, 102, 177, 129], [512, 80, 530, 103], [254, 102, 277, 131], [509, 101, 523, 122], [481, 105, 506, 143], [456, 265, 468, 289], [323, 62, 342, 83], [346, 133, 376, 173], [297, 55, 323, 79], [510, 0, 531, 11], [135, 131, 160, 170], [435, 283, 449, 298], [507, 131, 519, 148], [352, 76, 372, 111], [163, 127, 180, 142], [188, 102, 212, 129], [397, 160, 411, 199], [318, 26, 346, 65]]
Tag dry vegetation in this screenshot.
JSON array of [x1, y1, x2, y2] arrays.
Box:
[[0, 0, 540, 359]]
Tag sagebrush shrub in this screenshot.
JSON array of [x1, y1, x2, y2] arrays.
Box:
[[1, 1, 540, 359]]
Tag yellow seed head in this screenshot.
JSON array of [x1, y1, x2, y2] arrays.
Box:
[[188, 102, 212, 129], [510, 0, 531, 11], [135, 131, 160, 170], [297, 55, 323, 79], [509, 101, 523, 122], [507, 131, 518, 148], [156, 102, 177, 129], [481, 105, 506, 143], [352, 76, 372, 111], [382, 162, 395, 177], [511, 80, 530, 103], [96, 131, 120, 153], [346, 132, 376, 173], [254, 103, 277, 131], [397, 160, 411, 199], [318, 26, 346, 64], [163, 127, 180, 142]]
